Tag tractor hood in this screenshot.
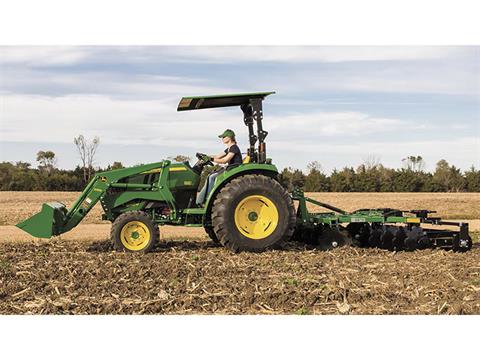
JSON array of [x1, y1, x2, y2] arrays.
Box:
[[177, 91, 275, 111]]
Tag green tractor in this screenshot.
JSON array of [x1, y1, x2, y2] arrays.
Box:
[[17, 92, 296, 252], [17, 92, 472, 253]]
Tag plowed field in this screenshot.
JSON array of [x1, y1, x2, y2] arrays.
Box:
[[1, 192, 479, 314]]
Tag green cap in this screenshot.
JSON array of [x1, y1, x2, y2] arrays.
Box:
[[218, 129, 235, 138]]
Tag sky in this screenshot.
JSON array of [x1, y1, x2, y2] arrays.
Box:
[[0, 46, 479, 173]]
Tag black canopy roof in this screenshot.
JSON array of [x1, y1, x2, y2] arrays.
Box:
[[177, 91, 275, 111]]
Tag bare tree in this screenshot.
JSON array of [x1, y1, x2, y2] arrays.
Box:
[[402, 155, 425, 172], [307, 161, 323, 173], [74, 135, 100, 182], [362, 154, 381, 170]]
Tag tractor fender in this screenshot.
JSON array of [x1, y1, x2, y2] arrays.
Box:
[[203, 163, 279, 223]]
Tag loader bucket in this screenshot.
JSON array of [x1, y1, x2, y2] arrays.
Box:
[[16, 202, 68, 238]]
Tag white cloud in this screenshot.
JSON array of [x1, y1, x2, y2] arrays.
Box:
[[0, 46, 90, 66], [1, 94, 417, 147], [0, 94, 244, 147], [1, 46, 474, 66], [264, 62, 479, 96], [154, 46, 471, 64], [1, 46, 478, 172], [269, 111, 409, 139], [2, 94, 479, 172], [0, 68, 238, 99], [2, 46, 478, 97]]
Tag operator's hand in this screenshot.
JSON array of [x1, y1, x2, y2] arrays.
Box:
[[196, 152, 214, 165], [202, 154, 214, 163]]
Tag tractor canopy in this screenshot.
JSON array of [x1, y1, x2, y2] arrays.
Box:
[[177, 91, 274, 164], [177, 91, 275, 111]]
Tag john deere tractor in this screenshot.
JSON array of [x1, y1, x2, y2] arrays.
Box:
[[17, 92, 472, 253]]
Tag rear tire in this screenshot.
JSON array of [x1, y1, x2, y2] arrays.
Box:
[[111, 211, 159, 253], [211, 174, 296, 252], [204, 225, 219, 244]]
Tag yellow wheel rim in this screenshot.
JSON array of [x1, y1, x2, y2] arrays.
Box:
[[234, 195, 279, 240], [120, 220, 151, 251]]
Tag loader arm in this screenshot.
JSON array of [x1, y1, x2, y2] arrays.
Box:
[[16, 162, 167, 238]]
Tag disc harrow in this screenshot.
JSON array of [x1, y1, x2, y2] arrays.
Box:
[[291, 189, 472, 252]]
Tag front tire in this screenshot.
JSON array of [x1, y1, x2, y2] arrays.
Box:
[[111, 211, 159, 252], [211, 174, 296, 252]]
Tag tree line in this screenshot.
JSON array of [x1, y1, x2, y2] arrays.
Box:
[[279, 159, 480, 192], [0, 161, 125, 191], [1, 145, 479, 192]]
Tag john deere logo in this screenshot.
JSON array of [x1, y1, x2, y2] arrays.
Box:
[[100, 176, 108, 183]]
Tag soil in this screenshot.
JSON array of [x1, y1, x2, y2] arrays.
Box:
[[2, 191, 479, 226], [1, 237, 478, 315], [2, 191, 479, 315]]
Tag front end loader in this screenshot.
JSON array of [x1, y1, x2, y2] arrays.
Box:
[[16, 92, 473, 253]]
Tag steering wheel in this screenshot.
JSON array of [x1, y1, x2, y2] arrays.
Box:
[[196, 152, 214, 166]]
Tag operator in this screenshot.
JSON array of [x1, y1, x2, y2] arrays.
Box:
[[196, 129, 242, 205]]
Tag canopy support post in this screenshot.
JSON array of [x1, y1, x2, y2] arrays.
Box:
[[250, 98, 268, 163], [241, 103, 258, 162]]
